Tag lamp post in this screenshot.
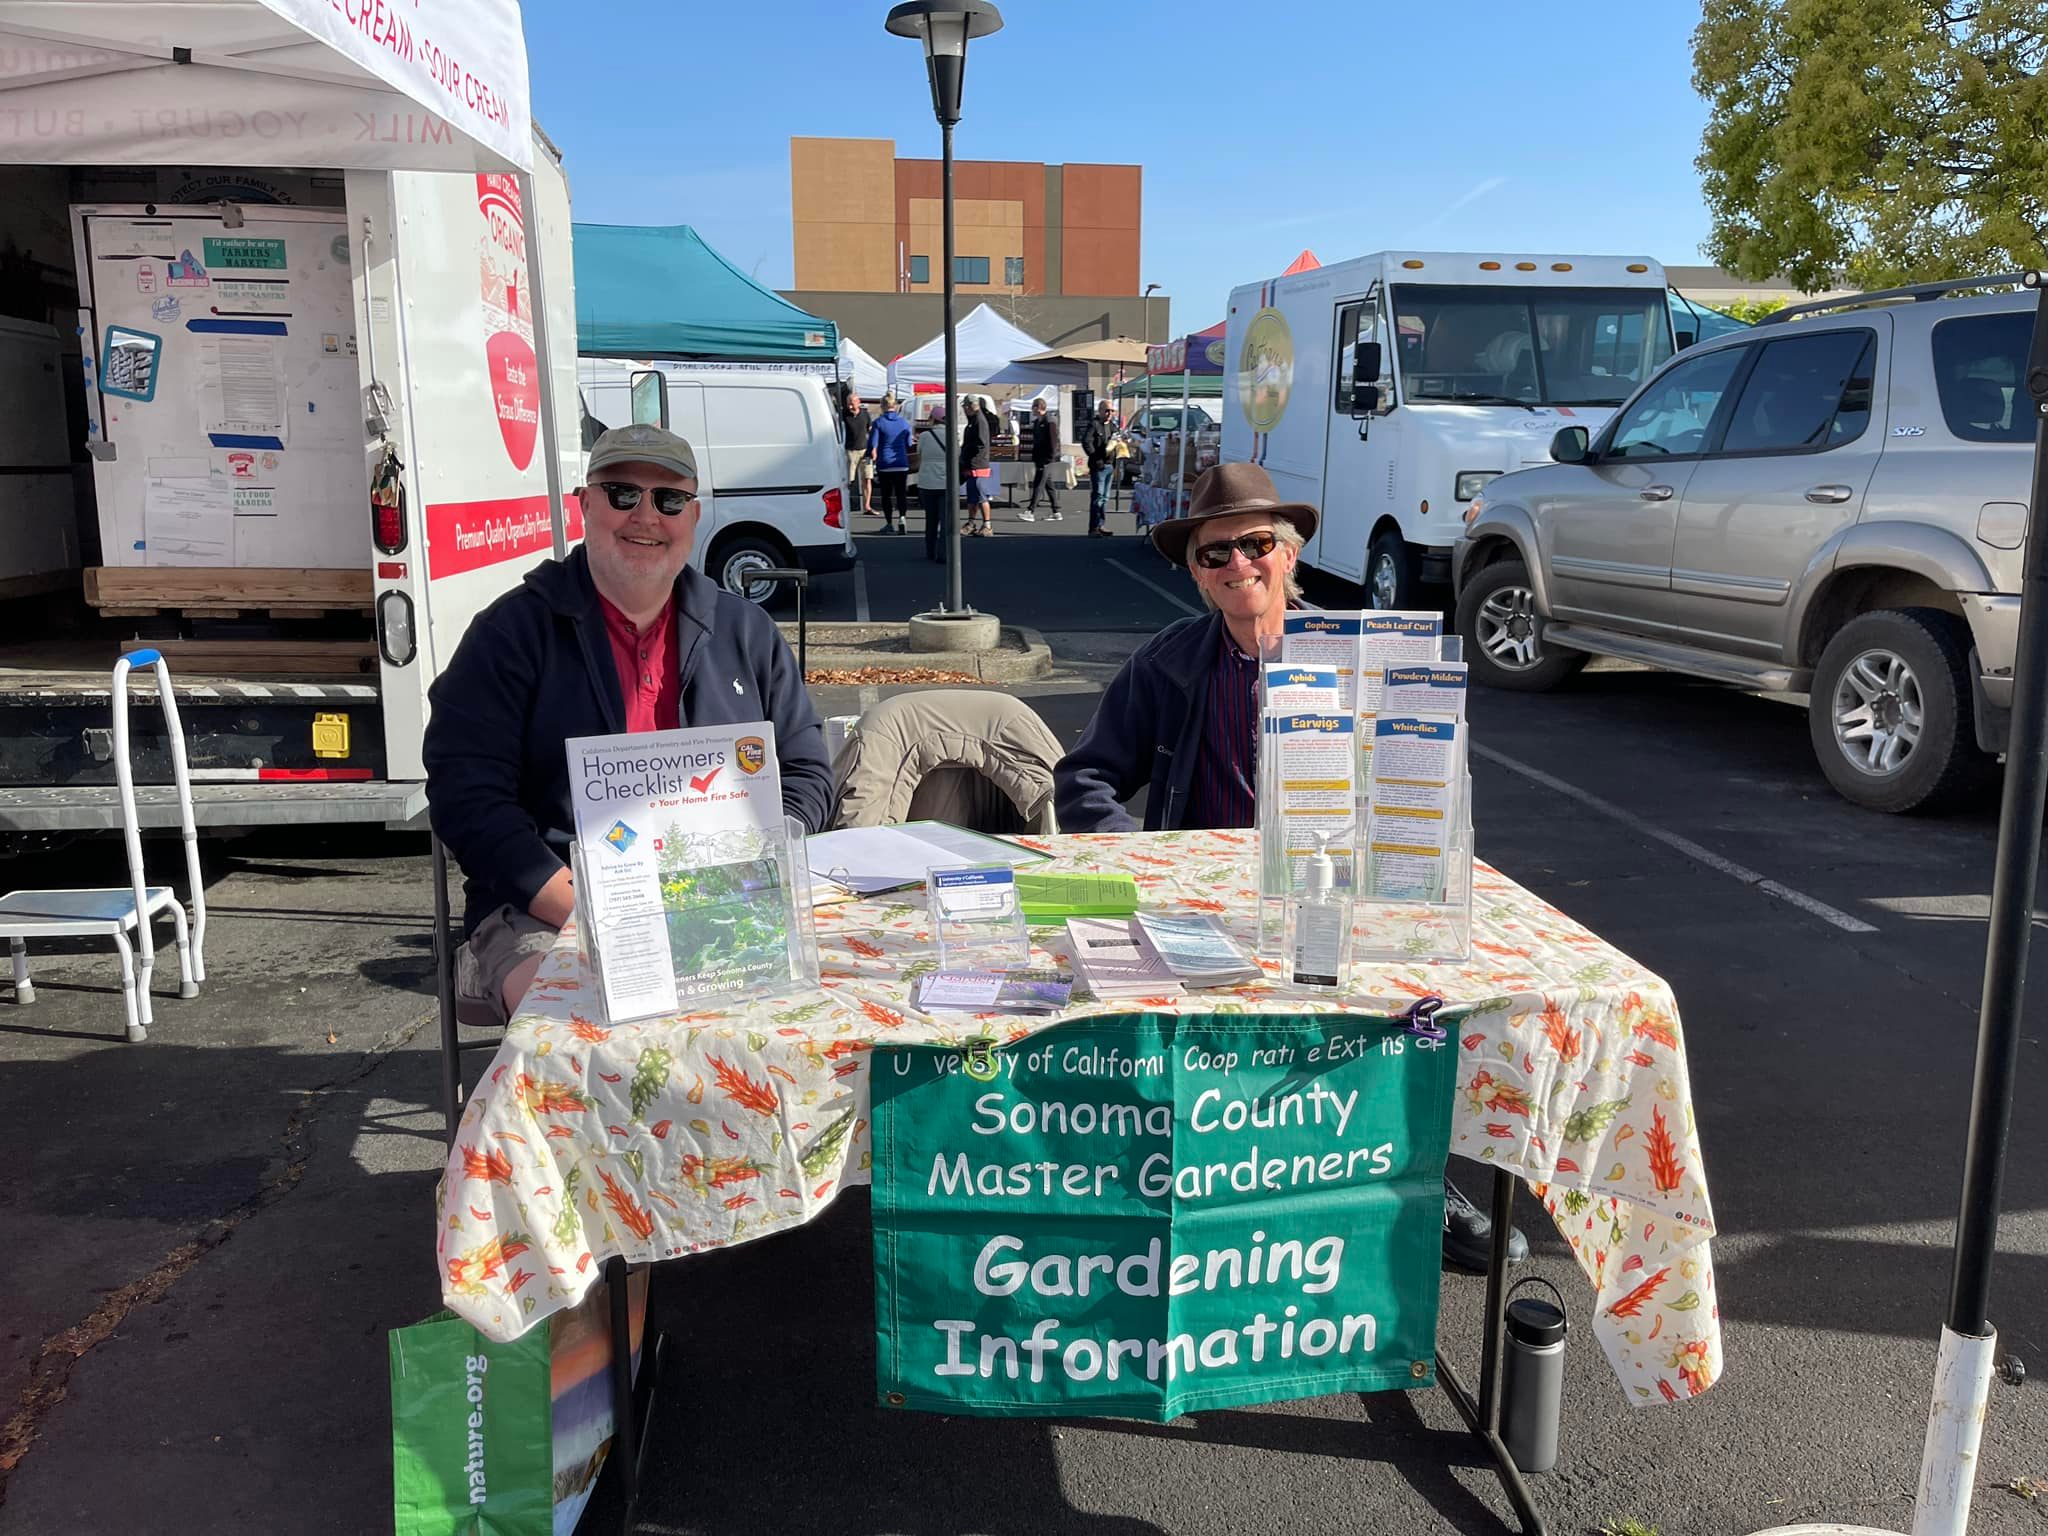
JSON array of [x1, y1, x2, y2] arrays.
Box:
[[887, 0, 1003, 620]]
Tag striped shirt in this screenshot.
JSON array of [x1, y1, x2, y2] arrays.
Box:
[[1186, 627, 1260, 829]]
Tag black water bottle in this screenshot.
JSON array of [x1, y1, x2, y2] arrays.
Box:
[[1500, 1276, 1568, 1474]]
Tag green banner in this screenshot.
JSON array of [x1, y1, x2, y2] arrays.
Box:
[[873, 1011, 1457, 1421], [202, 236, 287, 270]]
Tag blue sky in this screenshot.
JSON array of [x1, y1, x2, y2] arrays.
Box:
[[526, 1, 1718, 331]]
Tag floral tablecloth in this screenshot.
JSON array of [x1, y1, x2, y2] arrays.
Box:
[[437, 831, 1720, 1406]]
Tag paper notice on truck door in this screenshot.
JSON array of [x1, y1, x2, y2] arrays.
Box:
[[199, 336, 288, 443], [1281, 612, 1362, 709], [141, 476, 232, 565], [1366, 715, 1462, 902], [1269, 711, 1356, 884]]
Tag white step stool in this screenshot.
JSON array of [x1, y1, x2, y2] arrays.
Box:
[[1, 649, 208, 1041]]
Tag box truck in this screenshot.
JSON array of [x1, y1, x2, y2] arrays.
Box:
[[0, 5, 582, 851], [1221, 252, 1675, 609]]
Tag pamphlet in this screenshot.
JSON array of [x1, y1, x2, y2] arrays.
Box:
[[1261, 661, 1341, 713], [1358, 612, 1443, 711], [567, 723, 793, 1021], [1132, 911, 1261, 987], [806, 820, 1045, 897], [1269, 711, 1357, 884], [916, 969, 1073, 1015], [1281, 612, 1362, 710], [1381, 661, 1468, 719], [1065, 917, 1181, 999], [1365, 715, 1462, 902], [1015, 871, 1140, 918]]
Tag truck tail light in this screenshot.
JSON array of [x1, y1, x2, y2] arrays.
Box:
[[370, 445, 407, 554], [822, 486, 844, 529], [377, 589, 416, 667]]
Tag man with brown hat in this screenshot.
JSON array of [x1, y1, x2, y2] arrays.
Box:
[[1054, 461, 1527, 1271], [1055, 462, 1313, 832]]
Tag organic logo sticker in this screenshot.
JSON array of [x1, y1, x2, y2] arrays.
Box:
[[1237, 307, 1294, 432]]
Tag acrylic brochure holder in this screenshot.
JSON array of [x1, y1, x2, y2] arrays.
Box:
[[926, 862, 1031, 971], [572, 813, 821, 1026]]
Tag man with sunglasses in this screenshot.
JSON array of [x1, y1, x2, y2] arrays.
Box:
[[1054, 461, 1526, 1271], [425, 423, 834, 1028]]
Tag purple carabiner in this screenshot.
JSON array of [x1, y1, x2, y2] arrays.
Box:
[[1400, 993, 1447, 1041]]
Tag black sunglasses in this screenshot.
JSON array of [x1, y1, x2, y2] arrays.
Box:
[[593, 480, 697, 516], [1192, 529, 1280, 569]]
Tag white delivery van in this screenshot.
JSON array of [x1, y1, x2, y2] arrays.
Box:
[[577, 360, 855, 606], [0, 9, 583, 848], [1222, 252, 1674, 608]]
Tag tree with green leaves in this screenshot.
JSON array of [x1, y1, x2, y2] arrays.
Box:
[[1694, 1, 2048, 292]]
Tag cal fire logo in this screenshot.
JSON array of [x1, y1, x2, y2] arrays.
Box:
[[475, 174, 540, 471], [735, 737, 766, 775]]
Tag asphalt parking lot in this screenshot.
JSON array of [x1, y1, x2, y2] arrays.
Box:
[[3, 514, 2045, 1535]]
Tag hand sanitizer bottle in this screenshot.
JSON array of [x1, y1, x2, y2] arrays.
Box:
[[1285, 831, 1353, 989]]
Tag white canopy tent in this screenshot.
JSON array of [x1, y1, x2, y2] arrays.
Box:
[[887, 303, 1081, 391], [0, 0, 533, 172], [838, 334, 888, 398]]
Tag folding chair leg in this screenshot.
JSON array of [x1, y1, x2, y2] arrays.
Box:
[[110, 927, 145, 1042], [169, 903, 199, 999], [9, 938, 31, 1005]]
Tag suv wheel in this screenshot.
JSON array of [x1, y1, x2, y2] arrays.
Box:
[[1455, 557, 1585, 691], [1808, 608, 1988, 813]]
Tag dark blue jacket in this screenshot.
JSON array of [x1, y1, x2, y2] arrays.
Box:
[[1055, 611, 1225, 832], [424, 548, 834, 935], [869, 408, 912, 471]]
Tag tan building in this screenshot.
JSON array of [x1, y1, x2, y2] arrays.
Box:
[[791, 136, 1141, 298], [1665, 264, 1853, 309]]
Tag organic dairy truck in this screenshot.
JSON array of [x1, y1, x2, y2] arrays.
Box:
[[0, 1, 584, 849], [1222, 251, 1675, 609]]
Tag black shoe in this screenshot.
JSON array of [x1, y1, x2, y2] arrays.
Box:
[[1443, 1176, 1528, 1272]]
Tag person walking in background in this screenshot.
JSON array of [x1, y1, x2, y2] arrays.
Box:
[[1082, 398, 1118, 539], [961, 394, 997, 537], [1018, 396, 1063, 524], [869, 392, 913, 534], [915, 404, 954, 564], [842, 389, 874, 517]]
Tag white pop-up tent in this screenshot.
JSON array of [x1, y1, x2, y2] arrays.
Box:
[[838, 334, 888, 398], [887, 303, 1083, 391], [0, 0, 533, 172]]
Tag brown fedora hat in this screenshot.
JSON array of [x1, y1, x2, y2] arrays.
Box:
[[1148, 462, 1320, 566]]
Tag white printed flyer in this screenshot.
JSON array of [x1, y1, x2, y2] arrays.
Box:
[[1261, 662, 1341, 713], [1381, 661, 1468, 719], [1281, 613, 1362, 710], [1365, 715, 1462, 902], [566, 723, 793, 1022], [1270, 711, 1357, 884], [1358, 612, 1443, 712]]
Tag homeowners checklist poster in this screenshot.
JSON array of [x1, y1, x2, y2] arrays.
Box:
[[567, 723, 786, 1022]]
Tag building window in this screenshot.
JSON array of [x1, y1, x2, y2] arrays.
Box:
[[908, 255, 929, 285], [1005, 256, 1025, 287], [955, 256, 990, 285]]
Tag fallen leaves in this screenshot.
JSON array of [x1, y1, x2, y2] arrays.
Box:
[[805, 666, 981, 685]]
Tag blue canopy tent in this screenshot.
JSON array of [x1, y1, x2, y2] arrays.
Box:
[[573, 223, 839, 362]]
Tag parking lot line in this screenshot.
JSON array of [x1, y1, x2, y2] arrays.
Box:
[[1105, 557, 1202, 618], [1472, 741, 1880, 934]]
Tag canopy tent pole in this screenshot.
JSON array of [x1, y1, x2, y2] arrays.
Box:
[[519, 171, 570, 560], [1177, 368, 1191, 519]]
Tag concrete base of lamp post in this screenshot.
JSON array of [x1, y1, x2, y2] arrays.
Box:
[[907, 609, 1001, 653]]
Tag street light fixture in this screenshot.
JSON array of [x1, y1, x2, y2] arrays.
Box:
[[887, 0, 1002, 619]]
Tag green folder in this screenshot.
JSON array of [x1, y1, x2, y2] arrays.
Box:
[[1014, 871, 1140, 918]]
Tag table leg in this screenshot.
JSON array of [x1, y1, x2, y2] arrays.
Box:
[[1435, 1167, 1547, 1535], [607, 1256, 637, 1513]]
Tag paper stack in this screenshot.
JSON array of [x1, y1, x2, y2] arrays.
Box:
[[1132, 912, 1262, 989], [1065, 918, 1181, 1001]]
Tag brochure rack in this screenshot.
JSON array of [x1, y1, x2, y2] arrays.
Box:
[[925, 862, 1031, 971], [575, 814, 820, 1025]]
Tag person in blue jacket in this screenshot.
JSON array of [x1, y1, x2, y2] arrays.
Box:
[[868, 392, 914, 534], [424, 423, 834, 1026], [1053, 461, 1526, 1270]]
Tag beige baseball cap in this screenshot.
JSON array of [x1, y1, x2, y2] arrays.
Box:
[[586, 423, 698, 482]]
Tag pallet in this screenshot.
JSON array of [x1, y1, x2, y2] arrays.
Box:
[[118, 639, 377, 677], [85, 566, 373, 615]]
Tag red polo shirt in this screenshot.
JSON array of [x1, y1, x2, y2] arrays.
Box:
[[597, 591, 681, 733]]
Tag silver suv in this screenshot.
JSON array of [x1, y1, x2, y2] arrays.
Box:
[[1451, 276, 2035, 813]]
